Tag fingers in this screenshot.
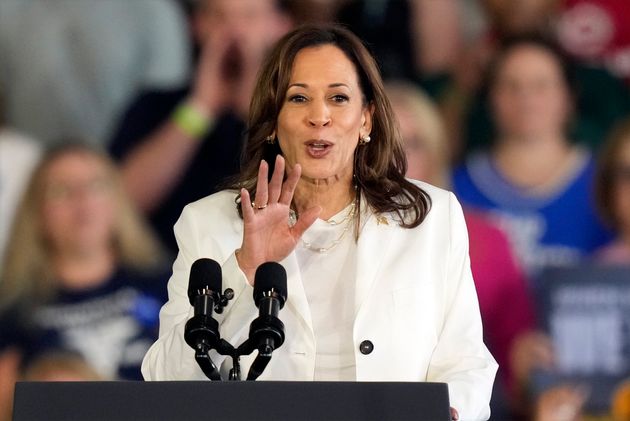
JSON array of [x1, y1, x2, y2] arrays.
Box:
[[291, 205, 321, 238], [536, 385, 588, 421], [253, 160, 269, 208], [268, 155, 285, 203], [250, 157, 300, 211], [449, 407, 459, 421], [511, 330, 556, 382], [527, 332, 555, 369], [240, 188, 254, 221], [279, 163, 301, 205]]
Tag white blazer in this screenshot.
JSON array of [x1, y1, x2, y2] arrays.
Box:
[[142, 182, 498, 420]]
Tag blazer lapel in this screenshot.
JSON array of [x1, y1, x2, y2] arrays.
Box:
[[354, 210, 397, 319]]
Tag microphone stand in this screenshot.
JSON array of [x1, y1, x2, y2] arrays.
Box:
[[191, 288, 274, 382], [202, 337, 272, 381]]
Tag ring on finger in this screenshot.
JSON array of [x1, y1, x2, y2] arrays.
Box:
[[251, 202, 268, 210]]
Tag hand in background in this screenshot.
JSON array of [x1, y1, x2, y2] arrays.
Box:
[[190, 24, 234, 117], [534, 385, 588, 421], [510, 330, 556, 391]]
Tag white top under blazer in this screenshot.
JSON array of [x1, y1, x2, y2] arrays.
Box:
[[142, 181, 498, 421]]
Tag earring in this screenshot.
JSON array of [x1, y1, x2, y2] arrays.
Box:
[[359, 134, 371, 145], [266, 134, 275, 144]]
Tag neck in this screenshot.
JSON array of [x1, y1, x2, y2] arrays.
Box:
[[499, 131, 568, 152], [53, 246, 115, 291], [293, 173, 355, 220], [494, 133, 573, 189]]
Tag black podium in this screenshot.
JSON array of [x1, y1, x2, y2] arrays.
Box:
[[13, 381, 451, 421]]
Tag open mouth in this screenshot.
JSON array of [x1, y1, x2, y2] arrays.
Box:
[[305, 140, 333, 157]]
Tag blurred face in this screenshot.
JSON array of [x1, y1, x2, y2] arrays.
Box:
[[613, 140, 630, 233], [276, 44, 372, 183], [391, 100, 434, 183], [196, 0, 288, 46], [491, 45, 572, 141], [41, 152, 117, 255]]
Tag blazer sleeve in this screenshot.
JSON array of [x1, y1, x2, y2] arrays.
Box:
[[141, 201, 258, 380], [426, 193, 498, 420]]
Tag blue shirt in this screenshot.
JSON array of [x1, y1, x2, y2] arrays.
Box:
[[453, 151, 612, 280]]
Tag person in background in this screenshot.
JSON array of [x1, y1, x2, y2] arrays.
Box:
[[387, 80, 535, 418], [444, 0, 630, 158], [594, 116, 630, 263], [453, 35, 612, 281], [109, 0, 293, 253], [0, 144, 168, 381], [0, 0, 190, 146]]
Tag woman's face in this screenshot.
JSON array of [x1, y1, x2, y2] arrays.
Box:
[[391, 99, 434, 184], [613, 140, 630, 233], [491, 44, 572, 141], [276, 44, 372, 183], [41, 152, 117, 255]]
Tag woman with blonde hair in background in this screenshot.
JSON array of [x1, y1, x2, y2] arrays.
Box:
[[0, 143, 169, 386]]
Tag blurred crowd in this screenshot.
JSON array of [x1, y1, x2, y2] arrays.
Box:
[[1, 0, 630, 420]]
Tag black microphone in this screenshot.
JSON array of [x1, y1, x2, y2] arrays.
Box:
[[184, 258, 223, 380], [245, 262, 287, 380]]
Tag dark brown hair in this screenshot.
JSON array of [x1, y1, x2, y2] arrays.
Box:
[[231, 23, 431, 229], [595, 117, 630, 229], [486, 34, 577, 97], [479, 34, 578, 144]]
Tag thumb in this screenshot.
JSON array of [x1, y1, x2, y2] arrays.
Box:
[[291, 206, 322, 239]]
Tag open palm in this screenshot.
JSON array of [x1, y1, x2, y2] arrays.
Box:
[[237, 156, 320, 284]]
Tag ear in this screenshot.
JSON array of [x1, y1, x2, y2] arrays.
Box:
[[360, 103, 375, 137]]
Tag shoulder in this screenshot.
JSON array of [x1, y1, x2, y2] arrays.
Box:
[[177, 190, 241, 230], [406, 178, 459, 215], [184, 189, 240, 213], [382, 179, 462, 232], [408, 178, 450, 200], [115, 266, 170, 302]]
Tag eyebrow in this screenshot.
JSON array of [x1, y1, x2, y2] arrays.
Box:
[[287, 83, 351, 89]]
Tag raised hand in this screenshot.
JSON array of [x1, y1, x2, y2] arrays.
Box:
[[189, 26, 233, 117], [236, 155, 321, 284]]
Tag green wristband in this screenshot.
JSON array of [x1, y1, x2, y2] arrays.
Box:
[[172, 102, 212, 138]]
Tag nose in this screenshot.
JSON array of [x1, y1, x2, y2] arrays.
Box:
[[307, 99, 331, 127]]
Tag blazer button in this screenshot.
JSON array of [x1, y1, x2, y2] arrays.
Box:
[[359, 340, 374, 355]]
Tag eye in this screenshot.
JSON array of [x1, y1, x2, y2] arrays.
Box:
[[288, 94, 307, 103], [331, 94, 349, 103]]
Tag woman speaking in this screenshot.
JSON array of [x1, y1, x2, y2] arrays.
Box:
[[142, 24, 497, 420]]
